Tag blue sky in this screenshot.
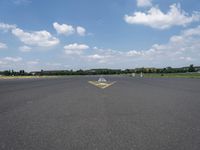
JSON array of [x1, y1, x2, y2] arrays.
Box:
[[0, 0, 200, 71]]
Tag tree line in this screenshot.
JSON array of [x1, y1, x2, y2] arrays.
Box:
[[0, 64, 199, 76]]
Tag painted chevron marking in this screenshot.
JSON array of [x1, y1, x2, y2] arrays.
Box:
[[88, 81, 116, 89]]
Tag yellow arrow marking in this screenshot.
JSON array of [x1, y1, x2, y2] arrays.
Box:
[[88, 81, 116, 89]]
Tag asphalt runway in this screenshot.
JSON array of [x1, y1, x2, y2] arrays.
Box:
[[0, 76, 200, 150]]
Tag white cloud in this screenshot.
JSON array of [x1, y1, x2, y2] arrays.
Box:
[[4, 57, 22, 62], [19, 45, 32, 52], [53, 22, 75, 35], [169, 25, 200, 43], [182, 26, 200, 37], [126, 50, 145, 57], [124, 25, 200, 64], [84, 25, 200, 67], [137, 0, 152, 7], [12, 28, 59, 47], [0, 42, 7, 49], [64, 43, 89, 55], [1, 24, 199, 70], [84, 48, 123, 65], [124, 3, 200, 29], [0, 22, 59, 48], [87, 54, 112, 64], [0, 23, 16, 32], [77, 26, 86, 36], [88, 54, 105, 60], [53, 22, 87, 36]]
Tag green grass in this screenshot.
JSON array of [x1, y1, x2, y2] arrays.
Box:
[[0, 75, 57, 79], [143, 73, 200, 78], [1, 73, 200, 79]]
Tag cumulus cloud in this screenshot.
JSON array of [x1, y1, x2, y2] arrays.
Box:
[[84, 25, 200, 67], [126, 50, 145, 57], [84, 48, 124, 65], [64, 43, 89, 55], [137, 0, 152, 7], [0, 23, 16, 32], [53, 22, 87, 36], [0, 22, 59, 48], [124, 26, 200, 62], [0, 42, 7, 49], [124, 3, 200, 29], [88, 54, 106, 60], [127, 26, 200, 64], [19, 45, 32, 52], [12, 28, 59, 47], [169, 26, 200, 45], [1, 24, 200, 69], [53, 22, 75, 35], [77, 26, 86, 36]]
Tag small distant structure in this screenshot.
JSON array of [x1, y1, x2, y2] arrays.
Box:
[[31, 72, 36, 76], [140, 72, 143, 78], [98, 77, 107, 83], [132, 73, 136, 77], [30, 71, 41, 75]]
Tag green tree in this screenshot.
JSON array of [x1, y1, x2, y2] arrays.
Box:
[[188, 64, 195, 72]]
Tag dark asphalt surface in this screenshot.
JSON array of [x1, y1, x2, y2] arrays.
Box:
[[0, 76, 200, 150]]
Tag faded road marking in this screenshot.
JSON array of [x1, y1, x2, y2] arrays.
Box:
[[88, 81, 116, 89]]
